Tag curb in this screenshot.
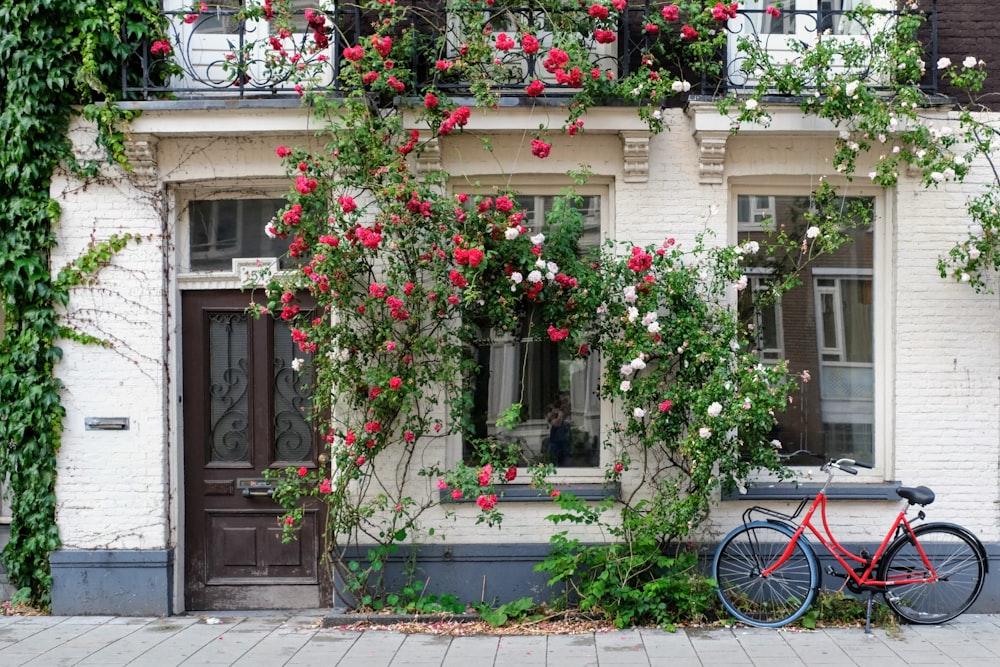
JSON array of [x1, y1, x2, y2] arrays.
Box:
[[322, 610, 481, 628]]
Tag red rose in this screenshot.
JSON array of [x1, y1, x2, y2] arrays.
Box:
[[531, 138, 551, 158]]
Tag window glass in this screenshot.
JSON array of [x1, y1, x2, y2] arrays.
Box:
[[737, 193, 875, 465], [188, 198, 293, 271], [466, 193, 602, 469]]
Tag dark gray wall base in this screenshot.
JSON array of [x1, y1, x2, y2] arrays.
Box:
[[0, 524, 11, 600], [50, 549, 173, 616], [339, 541, 1000, 613], [336, 543, 558, 608]]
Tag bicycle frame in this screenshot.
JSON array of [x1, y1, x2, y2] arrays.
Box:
[[751, 465, 938, 590]]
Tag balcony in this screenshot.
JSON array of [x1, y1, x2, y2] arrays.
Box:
[[125, 1, 940, 102]]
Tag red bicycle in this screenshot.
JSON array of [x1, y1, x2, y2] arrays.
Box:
[[713, 458, 988, 629]]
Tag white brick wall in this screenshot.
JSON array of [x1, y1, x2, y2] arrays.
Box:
[[50, 122, 169, 550], [50, 103, 1000, 557]]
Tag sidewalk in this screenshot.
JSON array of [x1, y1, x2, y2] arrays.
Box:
[[1, 611, 999, 666]]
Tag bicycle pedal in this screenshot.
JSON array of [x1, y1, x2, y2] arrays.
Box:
[[825, 566, 844, 577]]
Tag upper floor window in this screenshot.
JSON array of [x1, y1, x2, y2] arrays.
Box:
[[164, 0, 335, 91], [444, 4, 617, 91], [728, 0, 895, 89], [466, 190, 604, 470], [736, 191, 877, 467]]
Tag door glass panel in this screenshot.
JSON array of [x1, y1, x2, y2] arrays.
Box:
[[208, 312, 250, 462], [273, 319, 314, 462]]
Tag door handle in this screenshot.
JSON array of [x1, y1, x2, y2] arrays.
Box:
[[242, 484, 274, 498]]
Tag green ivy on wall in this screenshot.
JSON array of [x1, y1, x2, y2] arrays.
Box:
[[0, 0, 162, 606]]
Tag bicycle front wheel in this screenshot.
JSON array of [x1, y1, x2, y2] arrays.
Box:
[[713, 521, 820, 628], [878, 523, 986, 624]]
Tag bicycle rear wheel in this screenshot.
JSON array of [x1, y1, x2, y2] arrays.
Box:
[[878, 523, 986, 624], [713, 521, 819, 628]]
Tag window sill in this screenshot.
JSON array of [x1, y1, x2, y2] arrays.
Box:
[[722, 480, 901, 502], [441, 482, 619, 504]]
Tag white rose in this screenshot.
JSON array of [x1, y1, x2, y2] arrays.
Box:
[[964, 56, 979, 68], [745, 98, 759, 111], [969, 247, 981, 260], [707, 402, 722, 418], [504, 227, 519, 240], [527, 270, 543, 283], [699, 427, 712, 439], [623, 286, 638, 303], [530, 233, 545, 245], [620, 380, 632, 392], [806, 226, 820, 239], [845, 80, 859, 97], [291, 358, 304, 372], [511, 271, 523, 284], [937, 57, 952, 69], [633, 407, 646, 419]]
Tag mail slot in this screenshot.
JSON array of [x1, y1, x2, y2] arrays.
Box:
[[236, 478, 274, 498]]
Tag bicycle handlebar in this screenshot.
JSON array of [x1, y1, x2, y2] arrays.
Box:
[[823, 457, 873, 476]]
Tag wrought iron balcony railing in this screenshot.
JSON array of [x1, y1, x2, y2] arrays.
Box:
[[123, 1, 939, 102]]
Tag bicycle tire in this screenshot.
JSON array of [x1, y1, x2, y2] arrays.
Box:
[[713, 520, 820, 628], [877, 523, 986, 624]]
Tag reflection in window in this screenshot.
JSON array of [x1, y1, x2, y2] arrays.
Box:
[[737, 193, 875, 464], [188, 198, 291, 272], [466, 193, 602, 469]]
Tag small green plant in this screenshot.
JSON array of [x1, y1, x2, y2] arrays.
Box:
[[382, 581, 466, 615], [537, 493, 717, 629], [796, 591, 896, 629], [476, 596, 540, 627]]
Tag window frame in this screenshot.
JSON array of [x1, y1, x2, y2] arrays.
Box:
[[730, 182, 892, 480], [174, 186, 292, 286], [450, 180, 612, 482], [728, 0, 896, 90]]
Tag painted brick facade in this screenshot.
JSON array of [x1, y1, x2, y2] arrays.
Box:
[[28, 1, 1000, 613]]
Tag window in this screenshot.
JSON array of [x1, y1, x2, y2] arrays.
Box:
[[728, 0, 895, 89], [466, 192, 604, 469], [446, 6, 617, 89], [166, 0, 336, 90], [736, 192, 878, 466], [187, 198, 293, 272]]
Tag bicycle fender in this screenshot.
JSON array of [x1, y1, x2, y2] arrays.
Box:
[[913, 522, 989, 573]]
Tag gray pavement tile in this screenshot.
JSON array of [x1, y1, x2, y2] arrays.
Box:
[[637, 629, 699, 662], [75, 620, 194, 666], [335, 629, 407, 666], [19, 622, 145, 666], [177, 617, 287, 665], [544, 634, 599, 667], [231, 625, 318, 665], [494, 635, 547, 666], [594, 630, 650, 666], [441, 634, 501, 665], [0, 618, 99, 666], [116, 618, 241, 666], [285, 629, 359, 666]]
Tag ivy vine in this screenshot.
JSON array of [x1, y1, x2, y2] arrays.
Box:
[[0, 0, 163, 606]]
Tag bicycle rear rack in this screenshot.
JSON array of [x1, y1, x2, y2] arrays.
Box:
[[742, 496, 811, 526]]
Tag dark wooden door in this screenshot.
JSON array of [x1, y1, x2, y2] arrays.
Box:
[[182, 290, 325, 609]]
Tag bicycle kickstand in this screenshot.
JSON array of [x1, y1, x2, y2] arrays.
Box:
[[864, 590, 874, 635]]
